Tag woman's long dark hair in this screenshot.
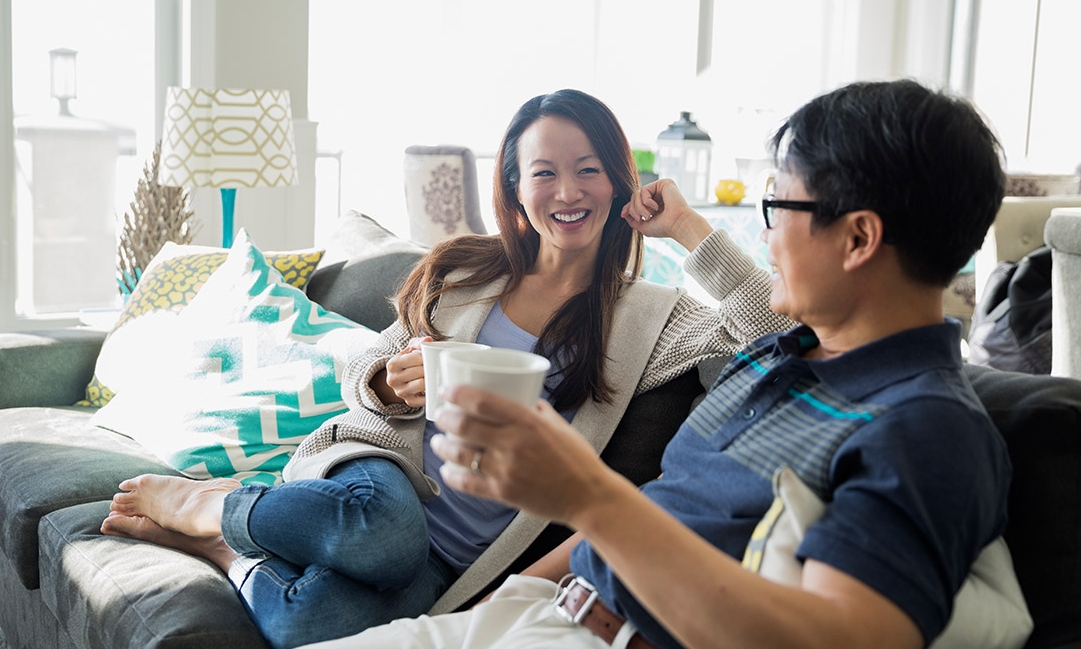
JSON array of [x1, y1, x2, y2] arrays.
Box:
[[397, 89, 642, 411]]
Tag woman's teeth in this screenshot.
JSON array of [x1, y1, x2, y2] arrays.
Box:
[[553, 210, 587, 223]]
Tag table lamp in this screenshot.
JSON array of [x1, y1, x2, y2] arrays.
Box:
[[158, 87, 298, 248]]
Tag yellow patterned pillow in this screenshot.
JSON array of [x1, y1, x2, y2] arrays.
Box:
[[79, 242, 325, 407]]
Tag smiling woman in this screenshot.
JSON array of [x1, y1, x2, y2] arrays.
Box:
[[514, 115, 615, 262]]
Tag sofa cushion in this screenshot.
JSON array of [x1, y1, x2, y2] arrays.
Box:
[[81, 242, 326, 407], [38, 501, 267, 649], [0, 406, 180, 590], [91, 231, 379, 485], [963, 363, 1081, 649], [305, 211, 428, 332]]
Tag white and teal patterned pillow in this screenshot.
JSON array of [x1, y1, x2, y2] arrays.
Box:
[[640, 238, 687, 286], [79, 242, 325, 407], [92, 230, 380, 485]]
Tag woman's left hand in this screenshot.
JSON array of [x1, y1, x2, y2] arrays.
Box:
[[622, 179, 713, 252]]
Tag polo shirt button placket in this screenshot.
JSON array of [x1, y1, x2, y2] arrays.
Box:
[[742, 407, 756, 420]]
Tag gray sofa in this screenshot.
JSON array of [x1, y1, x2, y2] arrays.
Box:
[[2, 211, 1080, 649]]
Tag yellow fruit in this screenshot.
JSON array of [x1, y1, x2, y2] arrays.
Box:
[[714, 179, 746, 205]]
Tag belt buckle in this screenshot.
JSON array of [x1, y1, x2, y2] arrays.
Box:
[[554, 575, 599, 625]]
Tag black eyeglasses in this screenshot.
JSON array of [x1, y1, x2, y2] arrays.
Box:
[[759, 194, 819, 229]]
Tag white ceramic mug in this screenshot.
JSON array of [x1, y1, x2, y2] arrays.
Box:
[[440, 347, 551, 408], [420, 341, 490, 420]]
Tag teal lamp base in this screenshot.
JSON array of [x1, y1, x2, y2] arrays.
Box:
[[220, 187, 237, 248]]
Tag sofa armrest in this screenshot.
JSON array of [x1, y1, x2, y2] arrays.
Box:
[[1046, 207, 1081, 380], [0, 328, 105, 408]]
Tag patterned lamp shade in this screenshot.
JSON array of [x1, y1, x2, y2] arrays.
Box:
[[159, 87, 298, 189]]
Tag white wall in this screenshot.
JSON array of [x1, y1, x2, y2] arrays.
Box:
[[0, 0, 15, 330], [307, 0, 959, 240], [307, 0, 828, 238]]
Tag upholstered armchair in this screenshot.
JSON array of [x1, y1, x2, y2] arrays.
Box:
[[403, 144, 487, 246], [964, 196, 1081, 379], [974, 196, 1081, 303]]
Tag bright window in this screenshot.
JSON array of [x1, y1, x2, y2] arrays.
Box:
[[970, 0, 1081, 172], [10, 0, 155, 316]]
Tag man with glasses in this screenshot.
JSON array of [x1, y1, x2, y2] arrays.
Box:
[[305, 79, 1011, 649]]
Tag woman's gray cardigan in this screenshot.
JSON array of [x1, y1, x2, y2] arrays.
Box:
[[283, 228, 792, 614]]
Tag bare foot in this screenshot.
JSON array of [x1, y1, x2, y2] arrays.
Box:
[[109, 474, 242, 538], [101, 512, 239, 573]]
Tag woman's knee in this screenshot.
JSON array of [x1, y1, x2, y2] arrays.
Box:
[[325, 460, 430, 580], [333, 460, 424, 530], [245, 556, 441, 647]]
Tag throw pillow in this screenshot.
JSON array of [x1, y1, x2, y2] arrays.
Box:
[[743, 465, 1033, 649], [640, 238, 687, 287], [91, 230, 379, 485], [80, 242, 325, 407], [304, 211, 428, 332]]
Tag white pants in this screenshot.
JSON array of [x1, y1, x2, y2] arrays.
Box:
[[299, 575, 619, 649]]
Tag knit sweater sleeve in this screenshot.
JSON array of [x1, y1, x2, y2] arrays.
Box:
[[339, 318, 422, 419], [635, 228, 795, 394]]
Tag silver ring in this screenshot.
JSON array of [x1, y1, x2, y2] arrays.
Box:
[[470, 449, 484, 474]]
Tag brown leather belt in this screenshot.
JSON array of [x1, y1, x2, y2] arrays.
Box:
[[554, 576, 659, 649]]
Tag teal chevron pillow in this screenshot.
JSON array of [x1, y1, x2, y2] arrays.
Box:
[[91, 230, 380, 485]]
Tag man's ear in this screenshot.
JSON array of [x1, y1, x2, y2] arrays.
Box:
[[840, 210, 885, 272]]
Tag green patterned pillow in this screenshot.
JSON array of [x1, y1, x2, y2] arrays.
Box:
[[90, 230, 379, 484], [80, 242, 325, 407]]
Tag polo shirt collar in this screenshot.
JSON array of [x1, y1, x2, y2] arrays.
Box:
[[774, 320, 964, 401]]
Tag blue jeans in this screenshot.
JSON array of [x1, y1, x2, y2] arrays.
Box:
[[220, 457, 456, 649]]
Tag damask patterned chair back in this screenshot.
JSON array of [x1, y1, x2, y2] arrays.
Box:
[[403, 145, 487, 246]]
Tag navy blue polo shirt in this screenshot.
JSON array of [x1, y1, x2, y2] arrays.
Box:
[[570, 322, 1011, 649]]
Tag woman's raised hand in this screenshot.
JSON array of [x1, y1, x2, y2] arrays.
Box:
[[621, 179, 713, 252]]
